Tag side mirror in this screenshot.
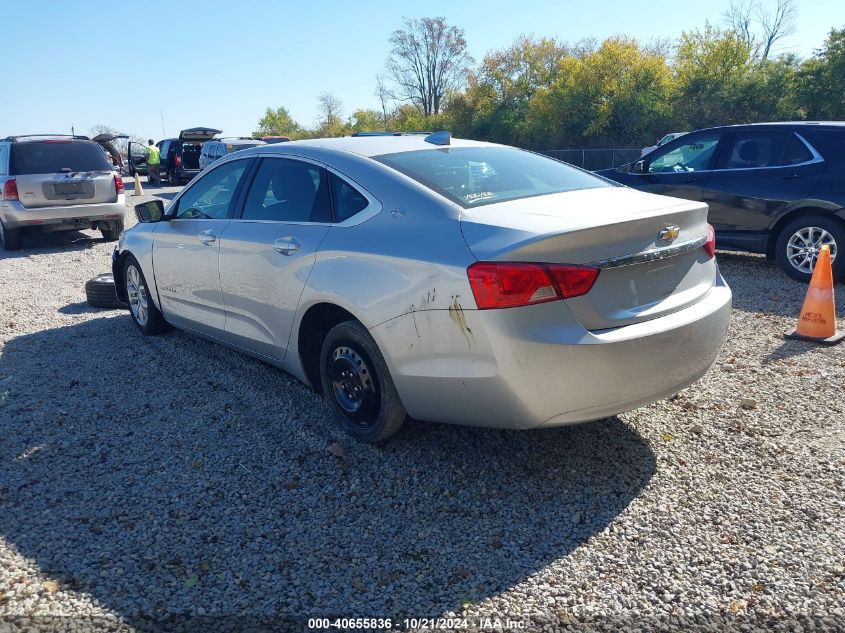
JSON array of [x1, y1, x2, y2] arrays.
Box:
[[631, 160, 646, 174], [134, 200, 166, 223]]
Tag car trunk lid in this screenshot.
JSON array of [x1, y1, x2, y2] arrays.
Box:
[[179, 127, 221, 142], [460, 187, 716, 330]]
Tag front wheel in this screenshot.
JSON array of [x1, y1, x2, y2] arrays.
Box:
[[124, 255, 168, 335], [775, 216, 844, 282], [319, 321, 406, 443]]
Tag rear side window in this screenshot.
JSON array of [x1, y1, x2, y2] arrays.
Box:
[[10, 141, 112, 175], [721, 131, 792, 169], [375, 146, 610, 208], [329, 173, 369, 221], [781, 134, 814, 165], [241, 158, 331, 223], [0, 145, 8, 175], [803, 129, 845, 167]]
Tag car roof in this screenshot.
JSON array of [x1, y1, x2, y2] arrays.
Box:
[[260, 134, 495, 158], [692, 121, 845, 135]]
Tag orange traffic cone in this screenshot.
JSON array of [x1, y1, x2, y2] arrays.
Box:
[[785, 245, 844, 345], [132, 172, 144, 197]]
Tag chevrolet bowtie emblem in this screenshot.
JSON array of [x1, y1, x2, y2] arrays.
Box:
[[659, 225, 680, 242]]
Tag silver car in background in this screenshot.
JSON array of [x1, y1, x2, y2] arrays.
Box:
[[0, 135, 125, 250], [113, 133, 731, 442]]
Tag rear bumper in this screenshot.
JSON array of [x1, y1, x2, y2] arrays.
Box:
[[0, 198, 125, 229], [371, 272, 732, 429]]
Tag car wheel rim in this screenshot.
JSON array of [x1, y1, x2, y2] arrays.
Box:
[[786, 226, 837, 274], [126, 264, 149, 326], [327, 345, 379, 427], [0, 222, 5, 246]]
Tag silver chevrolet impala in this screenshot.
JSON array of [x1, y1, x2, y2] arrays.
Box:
[[113, 133, 731, 442]]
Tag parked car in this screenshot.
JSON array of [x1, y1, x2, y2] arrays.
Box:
[[129, 127, 221, 185], [199, 137, 265, 171], [641, 132, 688, 157], [261, 136, 291, 144], [0, 134, 125, 250], [112, 133, 731, 442], [596, 122, 845, 282]]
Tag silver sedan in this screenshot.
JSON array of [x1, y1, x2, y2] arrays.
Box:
[[113, 133, 731, 442]]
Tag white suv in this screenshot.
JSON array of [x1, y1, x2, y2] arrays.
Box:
[[0, 135, 125, 250]]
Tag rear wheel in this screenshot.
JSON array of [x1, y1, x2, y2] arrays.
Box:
[[319, 320, 406, 443], [169, 169, 180, 185], [775, 216, 844, 282], [100, 218, 124, 242], [0, 220, 22, 251], [125, 255, 168, 335]]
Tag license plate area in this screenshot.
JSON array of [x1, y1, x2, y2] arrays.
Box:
[[50, 180, 95, 199]]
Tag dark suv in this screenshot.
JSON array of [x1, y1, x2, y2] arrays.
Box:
[[596, 122, 845, 282], [129, 127, 221, 185]]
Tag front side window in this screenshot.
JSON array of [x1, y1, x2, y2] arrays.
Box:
[[375, 146, 610, 208], [241, 158, 331, 222], [647, 133, 721, 173], [174, 159, 249, 220]]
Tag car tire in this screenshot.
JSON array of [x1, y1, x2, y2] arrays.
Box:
[[170, 169, 180, 185], [319, 320, 406, 443], [85, 273, 127, 309], [0, 220, 23, 251], [124, 255, 168, 335], [775, 215, 845, 283], [100, 219, 124, 242]]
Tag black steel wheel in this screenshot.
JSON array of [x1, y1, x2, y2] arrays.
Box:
[[319, 320, 406, 442]]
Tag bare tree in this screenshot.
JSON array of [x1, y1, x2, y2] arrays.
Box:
[[386, 17, 473, 116], [723, 0, 797, 59], [724, 0, 757, 50], [317, 93, 344, 126], [375, 74, 392, 128], [758, 0, 797, 59]]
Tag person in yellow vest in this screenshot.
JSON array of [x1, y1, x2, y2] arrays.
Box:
[[146, 139, 161, 185]]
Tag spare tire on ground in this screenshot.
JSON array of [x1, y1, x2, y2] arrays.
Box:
[[85, 273, 127, 309]]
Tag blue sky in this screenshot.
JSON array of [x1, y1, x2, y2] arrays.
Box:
[[2, 0, 842, 140]]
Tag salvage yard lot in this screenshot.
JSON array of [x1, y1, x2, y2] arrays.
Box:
[[0, 181, 843, 628]]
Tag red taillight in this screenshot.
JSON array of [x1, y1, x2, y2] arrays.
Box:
[[114, 174, 124, 194], [175, 155, 182, 167], [467, 261, 600, 310], [546, 264, 602, 298], [704, 224, 716, 259], [2, 179, 18, 200]]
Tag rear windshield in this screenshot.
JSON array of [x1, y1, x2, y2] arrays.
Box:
[[11, 140, 112, 175], [375, 146, 611, 207]]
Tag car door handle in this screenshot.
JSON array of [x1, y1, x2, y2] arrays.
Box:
[[273, 236, 300, 255], [781, 172, 805, 179], [684, 177, 705, 184], [197, 230, 217, 245]]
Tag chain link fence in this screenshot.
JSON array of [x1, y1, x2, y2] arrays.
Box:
[[541, 148, 642, 171]]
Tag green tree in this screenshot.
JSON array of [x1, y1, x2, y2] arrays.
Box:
[[672, 24, 754, 127], [255, 106, 302, 138], [526, 37, 674, 148], [796, 27, 845, 119]]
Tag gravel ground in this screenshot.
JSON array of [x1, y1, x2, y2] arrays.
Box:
[[0, 178, 843, 631]]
